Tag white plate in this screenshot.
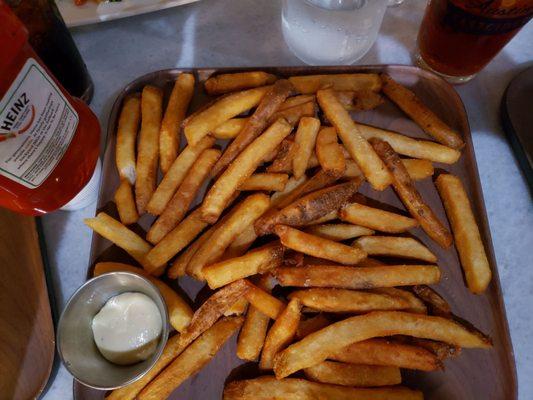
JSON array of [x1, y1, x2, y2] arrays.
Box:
[[57, 0, 200, 27]]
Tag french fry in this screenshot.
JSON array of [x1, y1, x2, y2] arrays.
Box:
[[354, 236, 437, 262], [331, 338, 443, 371], [316, 127, 346, 177], [317, 89, 392, 190], [274, 225, 367, 265], [136, 86, 163, 214], [184, 85, 269, 146], [335, 89, 384, 111], [159, 73, 195, 173], [407, 337, 461, 360], [301, 209, 338, 226], [212, 117, 248, 139], [93, 262, 193, 332], [381, 73, 464, 149], [239, 173, 289, 191], [270, 175, 308, 208], [304, 361, 401, 387], [371, 138, 453, 248], [139, 317, 243, 400], [277, 169, 339, 210], [147, 148, 220, 244], [204, 243, 284, 289], [268, 100, 316, 126], [245, 281, 285, 319], [224, 298, 249, 316], [289, 73, 382, 94], [223, 376, 423, 400], [436, 173, 491, 293], [265, 137, 297, 174], [147, 135, 216, 216], [114, 179, 139, 225], [305, 223, 374, 241], [273, 310, 491, 378], [371, 287, 427, 314], [259, 298, 302, 370], [115, 95, 140, 184], [296, 314, 330, 339], [412, 285, 451, 317], [292, 117, 321, 178], [274, 265, 441, 289], [278, 94, 315, 110], [204, 71, 277, 95], [401, 158, 434, 180], [202, 119, 292, 223], [221, 225, 257, 260], [340, 202, 418, 233]]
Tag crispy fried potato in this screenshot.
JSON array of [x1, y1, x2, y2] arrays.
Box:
[[401, 158, 434, 180], [274, 169, 339, 209], [301, 209, 339, 226], [224, 298, 249, 316], [305, 223, 374, 241], [136, 86, 163, 214], [292, 117, 321, 178], [316, 127, 346, 177], [268, 100, 316, 126], [381, 73, 464, 149], [296, 314, 330, 339], [436, 173, 491, 293], [221, 225, 258, 260], [289, 73, 382, 94], [304, 361, 401, 387], [412, 285, 451, 317], [212, 117, 248, 139], [204, 71, 277, 95], [265, 137, 297, 174], [116, 95, 140, 184], [371, 287, 427, 314], [340, 202, 418, 233], [317, 89, 391, 190], [270, 175, 308, 208], [354, 236, 437, 262], [114, 179, 139, 225], [245, 281, 285, 320], [278, 94, 315, 110], [407, 337, 461, 360], [159, 73, 195, 173], [335, 90, 384, 111], [239, 173, 289, 192]]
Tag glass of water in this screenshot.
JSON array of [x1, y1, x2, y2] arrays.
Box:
[[282, 0, 389, 65]]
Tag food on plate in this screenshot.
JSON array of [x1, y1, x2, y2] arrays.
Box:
[[221, 225, 258, 260], [292, 117, 321, 178], [266, 137, 297, 174], [304, 361, 401, 387], [373, 287, 427, 314], [340, 202, 418, 233], [204, 71, 277, 95], [305, 223, 374, 241], [315, 127, 346, 177], [115, 95, 140, 184], [278, 94, 315, 110], [268, 99, 317, 126], [295, 314, 330, 339], [354, 235, 437, 262], [401, 158, 434, 180], [238, 173, 289, 192], [212, 117, 248, 139], [335, 89, 384, 111], [114, 180, 139, 225], [289, 73, 382, 94], [244, 281, 285, 319]]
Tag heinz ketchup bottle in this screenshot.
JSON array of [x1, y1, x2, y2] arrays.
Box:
[[0, 1, 100, 216]]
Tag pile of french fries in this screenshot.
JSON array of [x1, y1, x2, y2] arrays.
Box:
[[85, 70, 494, 399]]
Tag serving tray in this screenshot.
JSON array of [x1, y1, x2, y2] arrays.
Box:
[[76, 65, 517, 400]]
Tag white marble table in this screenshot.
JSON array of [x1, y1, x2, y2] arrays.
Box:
[[41, 0, 532, 398]]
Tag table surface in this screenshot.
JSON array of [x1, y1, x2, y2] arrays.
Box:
[[41, 1, 533, 398]]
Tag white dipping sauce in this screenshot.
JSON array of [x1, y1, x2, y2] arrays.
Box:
[[92, 292, 162, 365]]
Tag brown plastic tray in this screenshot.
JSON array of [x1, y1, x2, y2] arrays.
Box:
[[75, 65, 516, 400]]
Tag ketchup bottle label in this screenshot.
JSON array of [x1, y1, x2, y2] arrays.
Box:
[[0, 57, 79, 188]]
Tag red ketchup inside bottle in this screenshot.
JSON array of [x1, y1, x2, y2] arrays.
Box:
[[0, 1, 100, 216]]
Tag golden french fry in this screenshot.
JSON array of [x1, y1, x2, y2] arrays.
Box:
[[136, 86, 163, 214], [221, 225, 257, 260], [265, 137, 297, 174], [407, 337, 461, 360], [204, 71, 277, 95], [116, 95, 140, 184], [304, 361, 401, 387], [296, 314, 330, 339], [245, 281, 285, 320], [114, 179, 139, 225], [316, 127, 346, 177], [302, 209, 338, 226], [184, 85, 269, 146], [148, 135, 216, 216], [94, 262, 193, 332], [274, 264, 441, 289], [371, 138, 452, 248], [279, 169, 340, 210], [270, 175, 308, 208], [305, 223, 374, 241], [317, 89, 391, 190], [223, 376, 423, 400], [139, 317, 243, 400], [275, 225, 367, 265], [412, 285, 451, 317], [372, 287, 427, 314], [278, 94, 315, 110], [401, 158, 434, 180], [239, 173, 289, 192], [268, 100, 316, 126], [259, 298, 302, 370], [289, 73, 382, 94], [436, 173, 491, 293], [335, 90, 384, 111], [273, 310, 491, 378], [202, 119, 292, 223], [147, 148, 220, 244], [292, 117, 321, 178], [340, 202, 418, 233], [381, 73, 464, 149], [159, 73, 195, 173], [354, 236, 437, 263], [224, 298, 249, 316], [212, 117, 248, 139]]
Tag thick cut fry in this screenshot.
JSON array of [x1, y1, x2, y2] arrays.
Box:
[[84, 212, 151, 265], [147, 148, 220, 244], [224, 298, 249, 316], [436, 173, 491, 293], [292, 117, 321, 178], [317, 89, 391, 190], [279, 169, 340, 210], [136, 86, 163, 214], [302, 209, 338, 226], [93, 263, 193, 332], [371, 138, 452, 248], [159, 73, 195, 173], [260, 298, 302, 370], [335, 90, 384, 111], [275, 225, 367, 265], [381, 73, 464, 149], [139, 317, 243, 400], [222, 225, 257, 260], [355, 236, 437, 262], [316, 127, 346, 177], [412, 285, 451, 317], [184, 86, 269, 146], [202, 119, 292, 223], [407, 337, 461, 360], [372, 287, 427, 314], [279, 94, 315, 110], [239, 173, 289, 192], [204, 243, 284, 289], [289, 73, 382, 94], [223, 377, 423, 400], [265, 137, 297, 174], [268, 100, 317, 126], [296, 314, 330, 339], [148, 135, 216, 216], [305, 223, 374, 241], [270, 175, 308, 208], [274, 265, 441, 289], [273, 310, 491, 378], [331, 338, 443, 371], [116, 95, 140, 184], [114, 179, 139, 225], [304, 361, 401, 387], [204, 71, 277, 95], [401, 158, 434, 180], [340, 202, 418, 233], [245, 281, 285, 319], [212, 117, 248, 139], [188, 193, 270, 280]]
